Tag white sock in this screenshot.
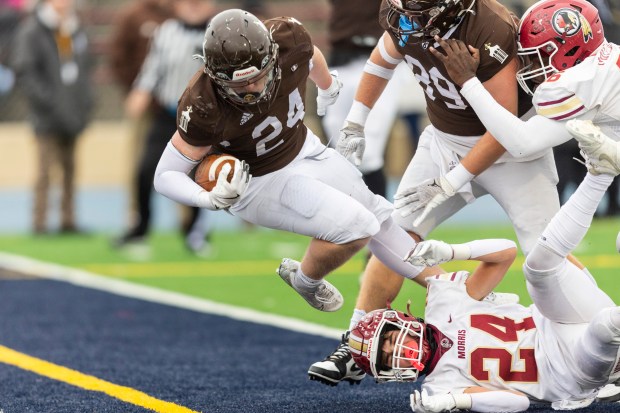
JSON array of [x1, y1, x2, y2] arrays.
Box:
[[292, 265, 321, 292], [349, 309, 367, 331], [541, 173, 612, 257]]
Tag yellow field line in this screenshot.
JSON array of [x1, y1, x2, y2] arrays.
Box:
[[0, 345, 200, 413]]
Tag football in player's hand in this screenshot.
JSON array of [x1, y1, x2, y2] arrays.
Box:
[[194, 153, 238, 191]]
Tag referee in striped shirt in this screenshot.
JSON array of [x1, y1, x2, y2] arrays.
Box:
[[115, 0, 215, 255]]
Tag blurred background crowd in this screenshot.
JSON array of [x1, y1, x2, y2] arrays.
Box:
[[0, 0, 619, 245]]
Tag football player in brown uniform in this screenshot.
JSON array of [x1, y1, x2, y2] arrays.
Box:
[[309, 0, 562, 386], [153, 9, 433, 313]]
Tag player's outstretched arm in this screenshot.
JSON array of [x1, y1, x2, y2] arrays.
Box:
[[429, 35, 571, 158], [463, 239, 517, 301], [405, 239, 516, 300], [335, 33, 403, 165], [309, 46, 343, 116]]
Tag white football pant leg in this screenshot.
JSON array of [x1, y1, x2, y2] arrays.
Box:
[[524, 259, 615, 323], [526, 173, 613, 271], [475, 151, 560, 255], [230, 131, 392, 244], [368, 217, 425, 279], [574, 307, 620, 389], [391, 125, 469, 238]]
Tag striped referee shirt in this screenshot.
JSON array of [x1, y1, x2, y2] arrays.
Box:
[[134, 18, 207, 114]]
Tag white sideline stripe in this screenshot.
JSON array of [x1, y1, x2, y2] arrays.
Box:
[[0, 252, 342, 340]]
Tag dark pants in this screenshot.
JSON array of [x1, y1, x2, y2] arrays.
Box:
[[554, 141, 620, 215], [131, 110, 200, 236]]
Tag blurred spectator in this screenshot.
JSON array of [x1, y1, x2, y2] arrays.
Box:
[[590, 0, 620, 42], [554, 136, 620, 217], [107, 0, 173, 239], [108, 0, 172, 95], [553, 140, 586, 204], [321, 0, 425, 199], [240, 0, 266, 18], [11, 0, 94, 234], [114, 0, 215, 255], [0, 0, 25, 100], [591, 0, 620, 216], [607, 177, 620, 216]]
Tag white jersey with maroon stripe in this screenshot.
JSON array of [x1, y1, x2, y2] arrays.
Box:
[[421, 275, 597, 402], [533, 42, 620, 141]]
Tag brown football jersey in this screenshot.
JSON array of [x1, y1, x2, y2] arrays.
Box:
[[176, 17, 314, 176], [380, 0, 531, 136]]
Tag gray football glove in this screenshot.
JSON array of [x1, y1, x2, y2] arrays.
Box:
[[394, 176, 456, 226], [404, 240, 454, 267], [336, 121, 365, 166]]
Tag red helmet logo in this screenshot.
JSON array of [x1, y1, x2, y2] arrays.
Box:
[[552, 9, 581, 36]]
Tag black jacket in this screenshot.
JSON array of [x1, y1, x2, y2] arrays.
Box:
[[12, 5, 93, 137]]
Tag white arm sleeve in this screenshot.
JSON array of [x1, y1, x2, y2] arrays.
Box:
[[469, 391, 530, 412], [467, 239, 516, 259], [460, 78, 572, 158], [154, 141, 216, 209], [451, 239, 517, 260]]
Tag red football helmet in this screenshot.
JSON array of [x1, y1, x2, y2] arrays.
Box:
[[348, 308, 428, 382], [516, 0, 605, 95], [384, 0, 476, 45]]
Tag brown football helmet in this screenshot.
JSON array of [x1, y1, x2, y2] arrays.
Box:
[[202, 9, 281, 109], [384, 0, 476, 45]]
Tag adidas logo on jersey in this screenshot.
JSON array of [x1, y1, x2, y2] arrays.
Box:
[[240, 113, 253, 125]]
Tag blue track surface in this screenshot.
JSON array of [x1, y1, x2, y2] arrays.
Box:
[[0, 275, 619, 412]]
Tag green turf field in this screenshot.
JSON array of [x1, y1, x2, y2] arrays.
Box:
[[1, 219, 620, 329]]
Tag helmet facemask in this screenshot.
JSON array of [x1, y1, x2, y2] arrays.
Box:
[[516, 40, 558, 95], [385, 0, 475, 45], [208, 43, 280, 108], [350, 309, 427, 383], [202, 9, 282, 111]]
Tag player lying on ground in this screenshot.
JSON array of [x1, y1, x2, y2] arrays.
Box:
[[348, 120, 620, 412]]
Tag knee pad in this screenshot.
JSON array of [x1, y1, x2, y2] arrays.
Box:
[[335, 208, 380, 243], [280, 175, 380, 244], [525, 238, 564, 272], [591, 308, 620, 346], [280, 176, 322, 219]]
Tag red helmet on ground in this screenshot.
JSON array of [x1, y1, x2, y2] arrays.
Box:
[[348, 308, 427, 382], [516, 0, 605, 95]]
